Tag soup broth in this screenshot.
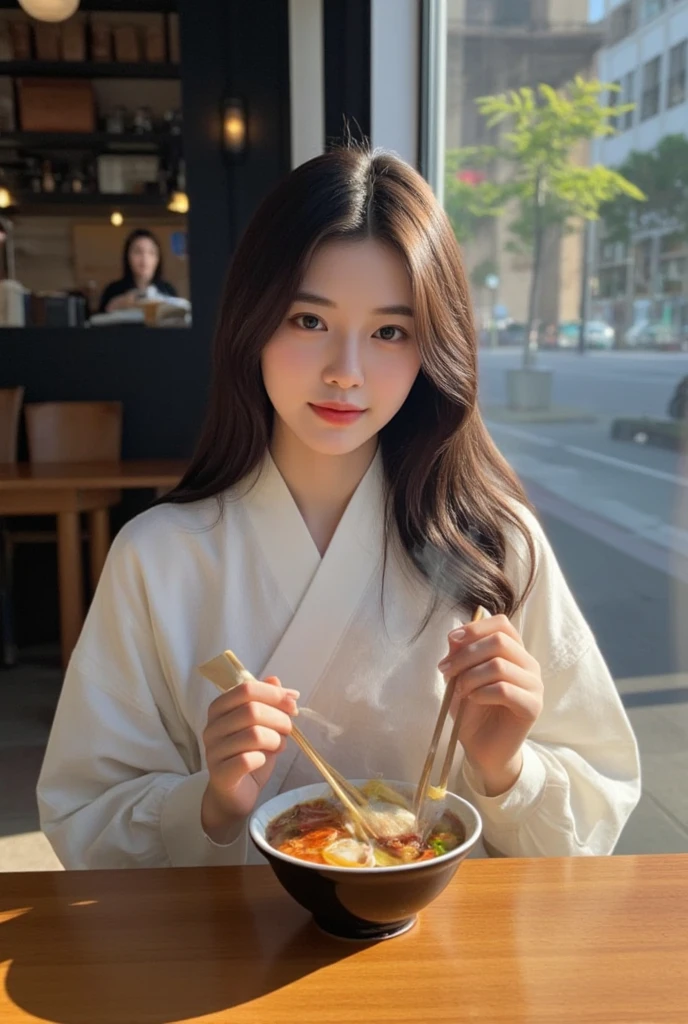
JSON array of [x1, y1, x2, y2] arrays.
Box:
[[266, 794, 465, 868]]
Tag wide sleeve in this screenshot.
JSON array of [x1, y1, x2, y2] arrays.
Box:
[[456, 507, 640, 857], [36, 524, 247, 870]]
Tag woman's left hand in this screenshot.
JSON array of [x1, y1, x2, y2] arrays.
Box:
[[438, 614, 544, 797]]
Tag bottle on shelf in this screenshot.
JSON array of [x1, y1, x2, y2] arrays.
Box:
[[41, 160, 55, 194]]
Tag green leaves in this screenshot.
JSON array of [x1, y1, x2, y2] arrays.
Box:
[[443, 76, 645, 251], [600, 134, 688, 244]]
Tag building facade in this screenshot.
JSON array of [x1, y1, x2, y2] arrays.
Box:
[[591, 0, 688, 342], [446, 0, 601, 332]]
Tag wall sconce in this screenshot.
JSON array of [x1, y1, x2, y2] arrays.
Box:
[[167, 191, 189, 214], [18, 0, 80, 22], [222, 98, 247, 158]]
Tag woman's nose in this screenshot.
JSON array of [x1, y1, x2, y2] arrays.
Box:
[[323, 336, 364, 389]]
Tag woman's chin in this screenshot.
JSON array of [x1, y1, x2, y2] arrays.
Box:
[[295, 429, 377, 459]]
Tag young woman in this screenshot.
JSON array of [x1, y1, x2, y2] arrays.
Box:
[[98, 228, 177, 314], [38, 148, 640, 868]]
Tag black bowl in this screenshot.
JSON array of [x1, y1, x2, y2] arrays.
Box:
[[249, 780, 482, 941]]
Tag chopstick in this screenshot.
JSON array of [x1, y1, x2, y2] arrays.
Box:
[[197, 649, 376, 840], [413, 605, 486, 818]]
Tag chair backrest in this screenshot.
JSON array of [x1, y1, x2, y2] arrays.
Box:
[[0, 386, 25, 464], [25, 401, 123, 463]]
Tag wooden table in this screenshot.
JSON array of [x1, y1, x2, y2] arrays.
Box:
[[0, 460, 187, 667], [0, 856, 686, 1023]]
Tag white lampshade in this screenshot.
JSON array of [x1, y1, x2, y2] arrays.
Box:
[[18, 0, 80, 23]]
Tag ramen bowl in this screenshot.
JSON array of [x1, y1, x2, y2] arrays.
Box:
[[249, 780, 482, 941]]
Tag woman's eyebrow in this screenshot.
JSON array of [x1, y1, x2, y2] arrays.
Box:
[[373, 304, 414, 317], [294, 291, 414, 318]]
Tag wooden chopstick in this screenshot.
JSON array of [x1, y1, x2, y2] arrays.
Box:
[[413, 605, 486, 816], [197, 649, 374, 839]]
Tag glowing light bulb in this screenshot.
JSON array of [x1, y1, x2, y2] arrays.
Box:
[[110, 211, 123, 227], [167, 191, 189, 214], [18, 0, 80, 23]]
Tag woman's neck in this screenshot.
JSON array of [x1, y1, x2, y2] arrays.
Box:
[[133, 274, 151, 291], [270, 422, 377, 556]]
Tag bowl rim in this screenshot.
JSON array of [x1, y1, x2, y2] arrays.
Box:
[[248, 779, 483, 876]]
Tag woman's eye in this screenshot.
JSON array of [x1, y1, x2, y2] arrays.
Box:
[[374, 325, 407, 342], [293, 314, 325, 331]]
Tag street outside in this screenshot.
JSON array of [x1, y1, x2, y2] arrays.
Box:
[[480, 348, 688, 854]]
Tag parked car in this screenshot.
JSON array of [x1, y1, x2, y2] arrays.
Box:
[[625, 321, 683, 350], [557, 320, 615, 350], [498, 322, 528, 346]]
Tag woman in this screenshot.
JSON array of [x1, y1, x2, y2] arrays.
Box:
[[98, 228, 177, 314], [37, 147, 640, 869]]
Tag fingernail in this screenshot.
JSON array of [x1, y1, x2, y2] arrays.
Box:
[[285, 689, 300, 699], [450, 628, 466, 641]]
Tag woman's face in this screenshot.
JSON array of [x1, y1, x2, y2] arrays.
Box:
[[261, 238, 422, 458], [128, 237, 160, 284]]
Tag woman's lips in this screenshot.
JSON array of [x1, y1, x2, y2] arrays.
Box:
[[309, 403, 366, 425]]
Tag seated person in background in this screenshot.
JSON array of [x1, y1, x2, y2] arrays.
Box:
[[99, 229, 177, 314]]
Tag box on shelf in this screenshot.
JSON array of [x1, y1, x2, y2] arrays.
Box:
[[90, 19, 112, 62], [33, 22, 61, 61], [17, 78, 95, 133], [61, 17, 86, 62], [97, 154, 160, 194], [145, 23, 165, 63], [9, 20, 32, 61], [113, 25, 141, 62], [0, 77, 16, 132]]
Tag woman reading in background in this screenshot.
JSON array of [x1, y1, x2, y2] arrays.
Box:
[[99, 228, 177, 314], [38, 146, 640, 868]]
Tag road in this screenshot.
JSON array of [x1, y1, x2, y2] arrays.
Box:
[[480, 347, 688, 418], [478, 349, 688, 855]]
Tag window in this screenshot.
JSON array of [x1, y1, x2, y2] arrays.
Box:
[[668, 40, 687, 107], [621, 70, 636, 129], [641, 56, 662, 119], [608, 80, 620, 126], [493, 0, 531, 26], [437, 0, 688, 862], [608, 1, 638, 45], [641, 0, 667, 22]]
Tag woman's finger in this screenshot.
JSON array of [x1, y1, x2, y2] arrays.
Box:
[[452, 613, 522, 648], [439, 629, 537, 678], [207, 679, 300, 722], [453, 656, 540, 701], [206, 725, 285, 767], [204, 701, 294, 747], [466, 680, 542, 720]]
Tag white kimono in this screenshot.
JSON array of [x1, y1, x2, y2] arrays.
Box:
[[37, 452, 640, 868]]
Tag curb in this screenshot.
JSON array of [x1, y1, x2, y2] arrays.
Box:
[[482, 405, 597, 425]]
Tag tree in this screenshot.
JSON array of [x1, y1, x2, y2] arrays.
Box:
[[445, 77, 645, 367], [601, 134, 688, 244]]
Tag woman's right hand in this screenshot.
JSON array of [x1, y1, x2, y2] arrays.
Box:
[[105, 289, 139, 313], [201, 675, 299, 844]]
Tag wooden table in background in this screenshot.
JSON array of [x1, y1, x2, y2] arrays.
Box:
[[0, 856, 686, 1023], [0, 460, 187, 667]]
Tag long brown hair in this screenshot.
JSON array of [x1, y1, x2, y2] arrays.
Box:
[[163, 146, 535, 616]]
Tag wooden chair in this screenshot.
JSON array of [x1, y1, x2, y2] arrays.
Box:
[[0, 387, 25, 665], [5, 401, 123, 667], [0, 387, 24, 464], [25, 401, 122, 465]]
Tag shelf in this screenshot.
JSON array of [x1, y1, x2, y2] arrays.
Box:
[[0, 61, 180, 79], [0, 1, 177, 12], [8, 191, 176, 215], [0, 132, 178, 152]]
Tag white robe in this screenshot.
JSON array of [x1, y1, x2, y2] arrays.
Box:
[[37, 452, 640, 868]]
